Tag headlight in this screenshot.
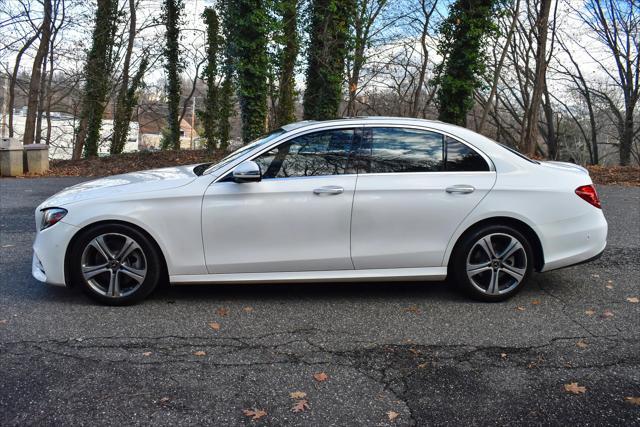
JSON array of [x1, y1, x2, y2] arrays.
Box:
[[40, 208, 68, 230]]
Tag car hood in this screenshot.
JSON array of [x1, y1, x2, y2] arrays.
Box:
[[40, 165, 199, 208]]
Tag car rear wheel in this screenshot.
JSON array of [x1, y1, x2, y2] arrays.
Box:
[[451, 225, 533, 302], [69, 224, 162, 305]]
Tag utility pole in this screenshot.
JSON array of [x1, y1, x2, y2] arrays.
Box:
[[1, 65, 8, 138], [190, 96, 196, 149]]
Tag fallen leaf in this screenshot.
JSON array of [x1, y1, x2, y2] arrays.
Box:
[[0, 319, 7, 325], [158, 397, 170, 405], [624, 396, 640, 406], [243, 408, 267, 420], [404, 305, 421, 314], [531, 299, 541, 305], [216, 307, 229, 317], [142, 351, 152, 356], [408, 348, 421, 356], [193, 350, 206, 356], [626, 297, 639, 303], [605, 284, 614, 289], [576, 339, 588, 349], [387, 410, 400, 421], [291, 399, 310, 413], [515, 305, 526, 311], [209, 322, 221, 331], [564, 382, 587, 394], [289, 391, 307, 399], [601, 310, 614, 319], [527, 355, 545, 369], [243, 306, 254, 313], [500, 353, 508, 359], [313, 372, 328, 382], [584, 308, 596, 316], [417, 362, 428, 369]]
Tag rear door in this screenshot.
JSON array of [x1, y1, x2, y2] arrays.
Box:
[[350, 126, 496, 269]]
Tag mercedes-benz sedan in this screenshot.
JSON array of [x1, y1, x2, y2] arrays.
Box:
[[33, 117, 607, 304]]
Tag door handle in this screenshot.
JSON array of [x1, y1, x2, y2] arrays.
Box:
[[313, 186, 344, 195], [446, 185, 475, 194]]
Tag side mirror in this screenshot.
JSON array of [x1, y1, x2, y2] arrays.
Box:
[[232, 160, 262, 183]]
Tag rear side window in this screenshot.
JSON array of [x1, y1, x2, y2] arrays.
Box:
[[445, 137, 490, 171], [254, 129, 356, 179], [359, 127, 444, 173]]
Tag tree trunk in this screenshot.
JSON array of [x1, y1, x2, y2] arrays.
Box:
[[522, 0, 551, 156], [111, 0, 137, 154], [8, 32, 40, 138], [478, 0, 520, 132], [275, 0, 298, 127], [23, 0, 52, 145]]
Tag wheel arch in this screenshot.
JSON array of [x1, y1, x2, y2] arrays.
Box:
[[447, 216, 545, 272], [64, 220, 169, 287]]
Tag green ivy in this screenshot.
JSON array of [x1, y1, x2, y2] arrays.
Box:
[[436, 0, 500, 126], [201, 7, 220, 151], [225, 0, 270, 143], [161, 0, 184, 150], [79, 0, 119, 158], [303, 0, 355, 120]]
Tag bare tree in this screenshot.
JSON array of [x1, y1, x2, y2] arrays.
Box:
[[23, 0, 52, 145], [577, 0, 639, 165]]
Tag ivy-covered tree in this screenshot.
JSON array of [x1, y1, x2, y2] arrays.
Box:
[[161, 0, 184, 150], [216, 51, 234, 150], [201, 7, 221, 151], [111, 58, 148, 154], [226, 0, 270, 143], [435, 0, 499, 126], [275, 0, 299, 127], [303, 0, 354, 120], [111, 0, 147, 154], [73, 0, 119, 159]]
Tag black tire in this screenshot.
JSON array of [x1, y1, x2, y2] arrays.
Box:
[[69, 223, 162, 305], [450, 224, 534, 302]]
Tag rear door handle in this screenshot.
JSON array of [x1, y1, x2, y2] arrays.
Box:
[[313, 186, 344, 195], [446, 185, 475, 194]]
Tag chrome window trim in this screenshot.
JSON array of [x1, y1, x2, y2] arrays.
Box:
[[210, 120, 496, 184]]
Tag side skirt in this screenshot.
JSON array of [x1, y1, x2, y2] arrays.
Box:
[[170, 267, 448, 285]]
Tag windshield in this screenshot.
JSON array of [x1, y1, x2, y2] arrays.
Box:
[[498, 143, 539, 164], [203, 129, 286, 175]]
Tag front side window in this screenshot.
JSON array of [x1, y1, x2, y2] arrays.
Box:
[[254, 129, 356, 179], [359, 127, 444, 173]]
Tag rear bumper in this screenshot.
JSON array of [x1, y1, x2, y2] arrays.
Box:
[[32, 221, 78, 286], [539, 209, 607, 272]]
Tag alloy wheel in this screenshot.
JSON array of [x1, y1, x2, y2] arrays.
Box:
[[80, 233, 147, 298], [466, 233, 527, 296]]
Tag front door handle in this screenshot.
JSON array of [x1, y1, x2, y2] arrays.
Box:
[[313, 186, 344, 195], [446, 185, 475, 194]]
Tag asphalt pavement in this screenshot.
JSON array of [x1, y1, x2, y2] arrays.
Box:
[[1, 177, 638, 426]]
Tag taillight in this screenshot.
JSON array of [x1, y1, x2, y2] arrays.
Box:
[[575, 185, 601, 209]]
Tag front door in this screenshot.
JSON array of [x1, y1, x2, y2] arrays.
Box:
[[202, 128, 359, 274], [350, 127, 497, 269]]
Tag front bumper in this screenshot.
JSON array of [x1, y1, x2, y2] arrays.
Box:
[[32, 221, 79, 286]]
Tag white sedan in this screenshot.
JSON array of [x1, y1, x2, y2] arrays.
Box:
[[32, 118, 607, 304]]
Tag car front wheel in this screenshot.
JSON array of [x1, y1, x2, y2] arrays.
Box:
[[451, 225, 533, 301], [69, 224, 162, 305]]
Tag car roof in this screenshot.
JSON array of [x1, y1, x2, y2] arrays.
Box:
[[279, 116, 477, 136]]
